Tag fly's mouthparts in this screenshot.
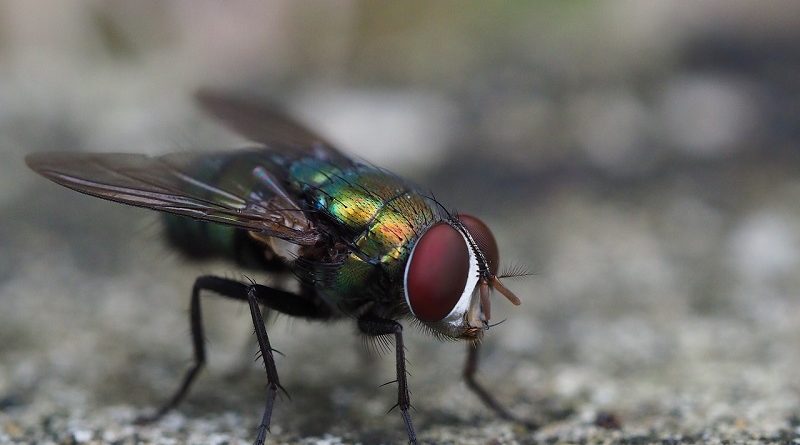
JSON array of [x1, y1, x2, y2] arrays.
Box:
[[462, 326, 484, 340]]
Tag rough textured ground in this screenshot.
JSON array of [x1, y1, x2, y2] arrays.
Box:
[[2, 2, 800, 444]]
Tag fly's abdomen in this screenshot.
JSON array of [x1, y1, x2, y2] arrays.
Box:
[[163, 215, 283, 269], [164, 214, 234, 258], [162, 151, 292, 269]]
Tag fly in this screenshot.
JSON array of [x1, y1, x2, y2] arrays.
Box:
[[25, 90, 531, 444]]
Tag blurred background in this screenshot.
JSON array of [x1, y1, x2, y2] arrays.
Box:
[[2, 1, 800, 443]]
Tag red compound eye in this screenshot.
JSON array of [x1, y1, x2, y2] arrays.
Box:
[[457, 214, 499, 275], [405, 222, 470, 322]]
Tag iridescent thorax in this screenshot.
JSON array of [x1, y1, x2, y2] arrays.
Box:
[[289, 158, 439, 303]]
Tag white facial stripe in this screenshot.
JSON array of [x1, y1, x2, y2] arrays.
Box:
[[403, 228, 480, 322], [439, 229, 479, 323]]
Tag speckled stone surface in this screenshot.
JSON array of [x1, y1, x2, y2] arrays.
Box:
[[3, 2, 800, 444]]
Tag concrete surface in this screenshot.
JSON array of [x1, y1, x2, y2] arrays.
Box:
[[2, 2, 800, 444]]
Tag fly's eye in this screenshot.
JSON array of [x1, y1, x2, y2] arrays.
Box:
[[457, 214, 499, 275], [404, 222, 470, 322]]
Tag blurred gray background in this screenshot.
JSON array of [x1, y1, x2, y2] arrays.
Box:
[[2, 1, 800, 444]]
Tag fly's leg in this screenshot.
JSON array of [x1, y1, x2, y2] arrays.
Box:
[[135, 275, 250, 424], [227, 284, 331, 381], [246, 285, 281, 444], [358, 316, 417, 445], [135, 275, 331, 442], [464, 342, 539, 429], [244, 283, 331, 443]]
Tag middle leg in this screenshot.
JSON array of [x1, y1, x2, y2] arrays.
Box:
[[247, 285, 280, 444], [136, 274, 330, 445], [246, 282, 332, 443], [358, 315, 417, 445]]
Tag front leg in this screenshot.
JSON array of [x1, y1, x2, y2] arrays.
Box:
[[464, 342, 539, 429], [358, 316, 417, 445]]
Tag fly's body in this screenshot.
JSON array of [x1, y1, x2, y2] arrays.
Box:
[[26, 90, 529, 444], [166, 152, 441, 319]]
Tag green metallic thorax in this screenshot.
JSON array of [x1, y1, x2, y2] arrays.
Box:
[[289, 158, 438, 302]]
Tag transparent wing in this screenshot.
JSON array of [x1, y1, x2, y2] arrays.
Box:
[[195, 89, 347, 163], [25, 150, 321, 245]]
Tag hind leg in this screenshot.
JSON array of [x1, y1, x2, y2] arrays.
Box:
[[136, 276, 330, 426]]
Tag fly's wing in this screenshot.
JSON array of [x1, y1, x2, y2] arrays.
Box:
[[25, 150, 321, 245], [195, 89, 348, 164]]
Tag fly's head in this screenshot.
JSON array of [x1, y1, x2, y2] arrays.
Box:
[[403, 214, 522, 341]]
